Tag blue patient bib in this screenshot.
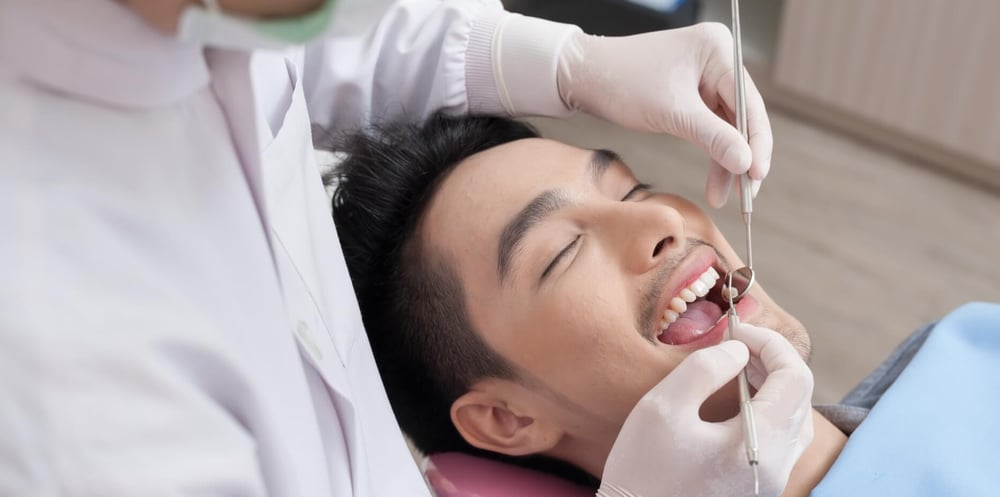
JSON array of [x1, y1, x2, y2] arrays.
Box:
[[812, 302, 1000, 496]]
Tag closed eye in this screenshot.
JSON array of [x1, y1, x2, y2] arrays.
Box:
[[541, 235, 581, 280], [622, 183, 652, 201], [539, 183, 650, 282]]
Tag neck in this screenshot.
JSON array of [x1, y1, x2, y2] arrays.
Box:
[[779, 409, 847, 497]]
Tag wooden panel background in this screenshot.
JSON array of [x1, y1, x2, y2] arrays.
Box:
[[773, 0, 1000, 181]]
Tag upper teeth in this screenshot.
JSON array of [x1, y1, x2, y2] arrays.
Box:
[[659, 267, 720, 330]]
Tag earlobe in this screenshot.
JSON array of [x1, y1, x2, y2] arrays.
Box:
[[451, 389, 561, 457]]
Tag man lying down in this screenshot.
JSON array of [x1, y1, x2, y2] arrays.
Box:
[[327, 113, 1000, 496]]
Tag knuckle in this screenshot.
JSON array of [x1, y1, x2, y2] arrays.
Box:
[[759, 153, 773, 170], [710, 132, 732, 159], [800, 413, 816, 441], [687, 347, 725, 374], [802, 368, 816, 390], [696, 22, 733, 45], [791, 363, 815, 392], [633, 393, 674, 421], [790, 352, 812, 377]]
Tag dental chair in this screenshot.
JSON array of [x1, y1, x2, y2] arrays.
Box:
[[423, 452, 593, 497]]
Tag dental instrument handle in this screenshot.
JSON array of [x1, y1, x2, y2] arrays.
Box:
[[731, 0, 754, 270], [731, 4, 759, 494], [731, 0, 748, 142], [726, 305, 760, 494], [738, 372, 760, 493], [741, 191, 752, 269], [732, 0, 749, 140]]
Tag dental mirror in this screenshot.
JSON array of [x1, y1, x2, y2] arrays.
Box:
[[722, 266, 755, 304]]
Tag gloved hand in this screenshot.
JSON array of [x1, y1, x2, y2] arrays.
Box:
[[597, 324, 814, 497], [557, 23, 771, 208]]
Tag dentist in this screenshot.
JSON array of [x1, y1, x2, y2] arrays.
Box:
[[0, 1, 807, 496]]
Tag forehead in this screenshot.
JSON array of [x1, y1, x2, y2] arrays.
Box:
[[440, 137, 595, 201], [420, 138, 599, 282]]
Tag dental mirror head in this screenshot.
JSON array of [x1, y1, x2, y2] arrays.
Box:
[[722, 266, 755, 304]]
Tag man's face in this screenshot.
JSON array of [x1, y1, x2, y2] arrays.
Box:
[[422, 138, 808, 459]]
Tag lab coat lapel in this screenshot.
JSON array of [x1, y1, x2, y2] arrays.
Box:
[[255, 53, 374, 493], [208, 47, 359, 385], [204, 50, 272, 243], [206, 48, 409, 495]]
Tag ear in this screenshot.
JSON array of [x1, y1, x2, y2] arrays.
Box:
[[450, 384, 562, 457]]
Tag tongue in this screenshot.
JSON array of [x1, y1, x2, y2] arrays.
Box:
[[659, 300, 724, 345]]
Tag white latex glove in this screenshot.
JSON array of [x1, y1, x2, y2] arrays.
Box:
[[598, 324, 814, 497], [557, 23, 771, 208]]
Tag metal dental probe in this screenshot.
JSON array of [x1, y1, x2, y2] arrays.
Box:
[[723, 268, 760, 496], [731, 0, 754, 268], [729, 0, 760, 494]]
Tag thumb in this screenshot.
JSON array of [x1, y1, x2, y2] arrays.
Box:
[[705, 161, 734, 208], [657, 340, 749, 415], [732, 324, 814, 416], [684, 106, 752, 175]]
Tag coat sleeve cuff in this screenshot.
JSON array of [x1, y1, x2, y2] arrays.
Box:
[[466, 11, 582, 117]]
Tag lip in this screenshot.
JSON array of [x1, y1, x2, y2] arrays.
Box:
[[645, 245, 764, 349], [668, 294, 760, 350], [647, 245, 721, 339]]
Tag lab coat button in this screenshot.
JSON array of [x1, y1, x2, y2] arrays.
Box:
[[295, 321, 323, 360]]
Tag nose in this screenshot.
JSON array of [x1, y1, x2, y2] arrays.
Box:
[[602, 201, 686, 274]]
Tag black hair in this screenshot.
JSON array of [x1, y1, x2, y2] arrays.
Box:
[[328, 112, 598, 488]]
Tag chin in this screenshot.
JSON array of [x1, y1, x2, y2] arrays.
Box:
[[760, 310, 811, 361], [747, 290, 811, 361]]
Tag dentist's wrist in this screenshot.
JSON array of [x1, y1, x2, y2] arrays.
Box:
[[466, 11, 581, 117]]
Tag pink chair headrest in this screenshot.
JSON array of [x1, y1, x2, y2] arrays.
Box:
[[424, 452, 593, 497]]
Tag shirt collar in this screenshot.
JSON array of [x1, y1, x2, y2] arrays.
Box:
[[0, 0, 211, 108]]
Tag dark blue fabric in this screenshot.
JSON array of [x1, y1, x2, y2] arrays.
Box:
[[839, 321, 935, 410]]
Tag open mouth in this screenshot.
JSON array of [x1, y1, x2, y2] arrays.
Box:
[[655, 265, 734, 346]]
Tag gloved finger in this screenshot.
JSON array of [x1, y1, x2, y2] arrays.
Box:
[[744, 361, 766, 391], [712, 67, 770, 182], [654, 340, 749, 417], [743, 73, 773, 181], [732, 324, 814, 417], [742, 346, 768, 391], [684, 104, 752, 176], [705, 161, 734, 208]]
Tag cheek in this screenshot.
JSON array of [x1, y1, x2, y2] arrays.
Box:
[[747, 296, 811, 357], [510, 293, 632, 371], [665, 195, 715, 230], [509, 293, 685, 424]]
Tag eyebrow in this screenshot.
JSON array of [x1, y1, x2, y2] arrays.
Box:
[[495, 149, 622, 284], [588, 149, 621, 182]]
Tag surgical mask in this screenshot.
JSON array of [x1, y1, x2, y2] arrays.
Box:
[[177, 0, 340, 50]]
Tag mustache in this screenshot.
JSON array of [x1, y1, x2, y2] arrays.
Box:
[[636, 238, 732, 341]]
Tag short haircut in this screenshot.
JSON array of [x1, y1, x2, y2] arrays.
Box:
[[329, 113, 597, 487]]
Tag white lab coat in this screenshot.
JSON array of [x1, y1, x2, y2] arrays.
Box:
[[0, 0, 554, 495]]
